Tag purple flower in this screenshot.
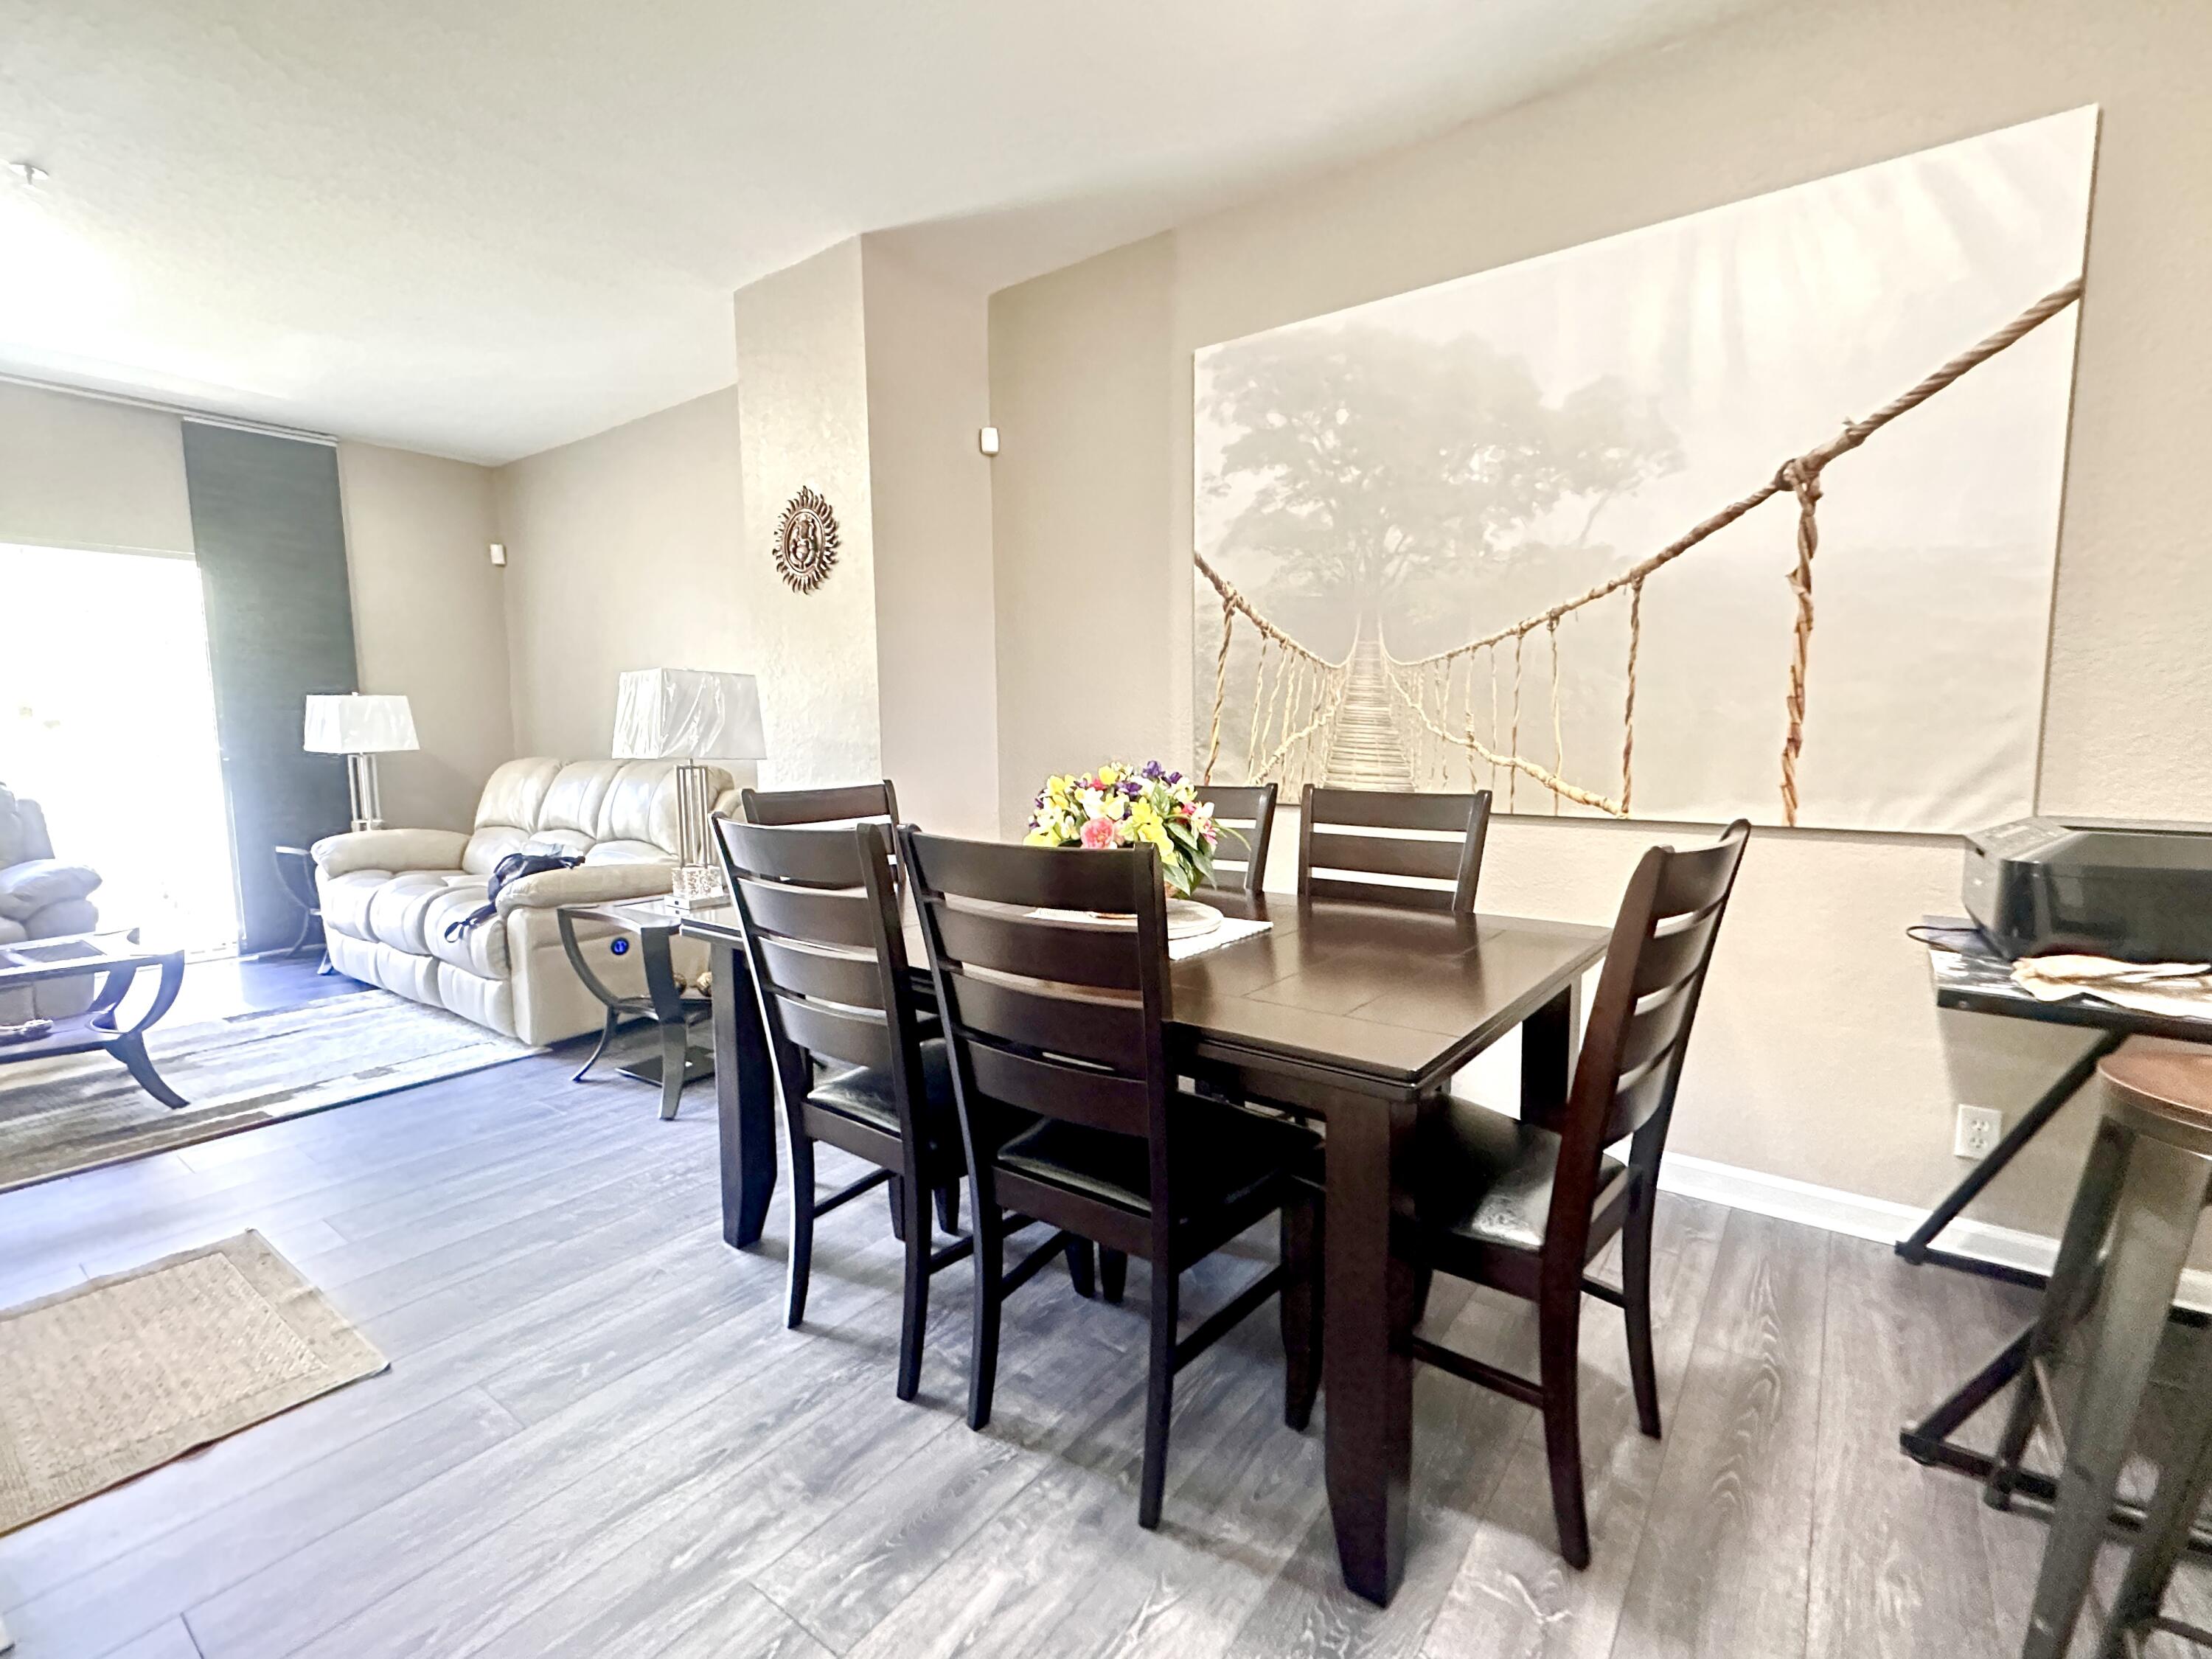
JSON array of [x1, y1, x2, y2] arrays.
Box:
[[1167, 770, 1182, 784], [1123, 779, 1142, 798]]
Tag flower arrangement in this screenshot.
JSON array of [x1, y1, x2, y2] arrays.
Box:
[[1024, 761, 1222, 898]]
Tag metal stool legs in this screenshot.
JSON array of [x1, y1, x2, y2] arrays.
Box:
[[2100, 1363, 2212, 1657], [1994, 1106, 2212, 1659]]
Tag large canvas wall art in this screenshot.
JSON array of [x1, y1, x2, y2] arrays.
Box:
[[1191, 108, 2097, 831]]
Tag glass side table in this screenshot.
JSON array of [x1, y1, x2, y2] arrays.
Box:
[[554, 897, 714, 1121]]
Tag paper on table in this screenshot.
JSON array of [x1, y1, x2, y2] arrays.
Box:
[[1024, 907, 1273, 963], [2011, 953, 2212, 1019], [1169, 916, 1271, 961]]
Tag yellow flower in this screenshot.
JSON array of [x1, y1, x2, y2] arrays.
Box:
[[1023, 830, 1054, 846]]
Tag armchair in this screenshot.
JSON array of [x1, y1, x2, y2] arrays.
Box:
[[0, 786, 102, 1022]]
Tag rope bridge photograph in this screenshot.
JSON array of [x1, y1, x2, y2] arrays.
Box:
[[1192, 107, 2097, 834]]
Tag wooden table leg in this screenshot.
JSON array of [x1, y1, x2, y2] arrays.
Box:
[[1325, 1088, 1416, 1605], [1520, 981, 1578, 1130], [711, 938, 777, 1248]]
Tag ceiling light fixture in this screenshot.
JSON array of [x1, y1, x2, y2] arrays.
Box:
[[6, 161, 49, 188]]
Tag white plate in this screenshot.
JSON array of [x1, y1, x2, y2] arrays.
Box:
[[1166, 899, 1225, 939]]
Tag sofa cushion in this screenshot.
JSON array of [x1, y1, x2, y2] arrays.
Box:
[[365, 872, 469, 956], [475, 758, 562, 833], [0, 917, 25, 945], [0, 789, 52, 869], [541, 762, 623, 840], [582, 841, 673, 867], [423, 880, 507, 978], [462, 825, 532, 876], [602, 763, 679, 850], [0, 860, 101, 923], [321, 870, 389, 942], [26, 897, 97, 940]]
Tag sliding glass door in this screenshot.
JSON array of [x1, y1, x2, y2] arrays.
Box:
[[0, 543, 239, 954]]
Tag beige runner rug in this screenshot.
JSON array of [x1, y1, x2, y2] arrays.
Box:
[[0, 1232, 386, 1534]]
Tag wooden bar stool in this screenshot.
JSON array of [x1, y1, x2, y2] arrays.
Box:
[[1987, 1037, 2212, 1658]]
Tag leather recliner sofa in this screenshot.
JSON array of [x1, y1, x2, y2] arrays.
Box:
[[0, 786, 102, 1023], [311, 757, 735, 1046]]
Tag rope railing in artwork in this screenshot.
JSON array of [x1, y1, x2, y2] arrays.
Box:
[[1197, 277, 2082, 824], [1195, 554, 1352, 791]]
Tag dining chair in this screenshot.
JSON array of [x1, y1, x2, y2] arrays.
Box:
[[730, 777, 955, 1233], [717, 815, 976, 1401], [740, 779, 900, 827], [1297, 785, 1492, 913], [900, 829, 1325, 1528], [1398, 818, 1749, 1568], [1196, 782, 1277, 897]]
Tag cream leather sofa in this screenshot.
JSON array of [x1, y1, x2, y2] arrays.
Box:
[[312, 757, 735, 1046], [0, 786, 102, 1023]]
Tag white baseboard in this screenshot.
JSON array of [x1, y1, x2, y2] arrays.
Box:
[[1658, 1151, 2212, 1313]]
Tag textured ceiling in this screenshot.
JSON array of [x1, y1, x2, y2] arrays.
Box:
[[0, 0, 1759, 464]]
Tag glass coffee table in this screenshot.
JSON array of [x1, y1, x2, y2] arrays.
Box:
[[0, 930, 189, 1107], [554, 898, 713, 1120]]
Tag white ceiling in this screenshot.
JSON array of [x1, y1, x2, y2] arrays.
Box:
[[0, 0, 1758, 465]]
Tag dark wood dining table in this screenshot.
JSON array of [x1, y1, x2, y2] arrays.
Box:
[[679, 888, 1607, 1606]]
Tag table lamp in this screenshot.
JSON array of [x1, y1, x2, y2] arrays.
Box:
[[611, 668, 767, 906], [304, 694, 419, 832]]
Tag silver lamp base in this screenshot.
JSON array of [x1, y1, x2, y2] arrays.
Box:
[[345, 753, 386, 832], [671, 762, 726, 910]]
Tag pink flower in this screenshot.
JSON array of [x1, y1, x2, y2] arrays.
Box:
[[1080, 816, 1118, 850]]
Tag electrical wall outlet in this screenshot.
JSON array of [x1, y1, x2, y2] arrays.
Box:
[[1954, 1104, 2004, 1160]]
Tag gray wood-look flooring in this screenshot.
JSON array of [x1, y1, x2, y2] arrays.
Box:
[[2, 1028, 2205, 1658]]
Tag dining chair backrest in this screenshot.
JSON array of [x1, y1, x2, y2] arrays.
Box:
[[740, 779, 901, 827], [1547, 820, 1751, 1256], [899, 832, 1176, 1220], [1197, 782, 1277, 897], [1297, 785, 1492, 913], [717, 817, 930, 1141]]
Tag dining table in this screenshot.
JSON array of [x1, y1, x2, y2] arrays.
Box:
[[678, 886, 1607, 1606]]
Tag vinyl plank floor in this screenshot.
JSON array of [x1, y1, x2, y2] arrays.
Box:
[[0, 1047, 2059, 1659]]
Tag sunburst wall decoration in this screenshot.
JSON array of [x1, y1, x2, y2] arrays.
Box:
[[773, 486, 841, 594]]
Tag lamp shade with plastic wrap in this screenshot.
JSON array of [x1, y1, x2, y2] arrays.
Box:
[[303, 694, 419, 754], [611, 669, 767, 762]]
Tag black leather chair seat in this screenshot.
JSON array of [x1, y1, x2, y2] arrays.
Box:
[[810, 1039, 957, 1152], [995, 1096, 1318, 1220], [1413, 1096, 1628, 1251], [810, 1040, 1030, 1158]]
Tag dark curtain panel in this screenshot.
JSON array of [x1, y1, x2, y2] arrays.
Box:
[[182, 423, 357, 954]]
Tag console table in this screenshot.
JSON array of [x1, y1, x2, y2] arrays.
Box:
[[1901, 916, 2212, 1555]]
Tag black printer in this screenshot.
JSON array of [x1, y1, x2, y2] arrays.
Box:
[[1964, 818, 2212, 962]]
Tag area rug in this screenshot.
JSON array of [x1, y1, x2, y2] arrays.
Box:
[[0, 1232, 386, 1534], [0, 990, 538, 1194]]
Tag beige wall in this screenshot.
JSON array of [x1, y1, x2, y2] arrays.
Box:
[[733, 240, 883, 790], [0, 380, 195, 556], [989, 234, 1177, 832], [494, 246, 888, 790], [862, 238, 1000, 836], [493, 386, 748, 761], [335, 442, 513, 830], [986, 0, 2212, 1239]]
